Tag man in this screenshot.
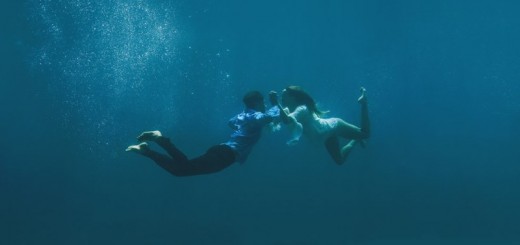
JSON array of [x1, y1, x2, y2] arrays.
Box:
[[126, 91, 279, 176]]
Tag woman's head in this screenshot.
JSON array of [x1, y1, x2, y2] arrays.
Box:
[[282, 86, 326, 115]]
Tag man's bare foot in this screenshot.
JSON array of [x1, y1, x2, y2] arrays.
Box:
[[137, 130, 162, 142], [125, 142, 150, 154], [358, 87, 367, 104]]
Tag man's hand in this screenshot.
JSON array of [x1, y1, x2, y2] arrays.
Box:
[[268, 91, 278, 105]]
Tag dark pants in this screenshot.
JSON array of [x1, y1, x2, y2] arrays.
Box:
[[142, 137, 236, 177]]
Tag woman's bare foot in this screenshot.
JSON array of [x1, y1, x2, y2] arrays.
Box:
[[125, 142, 150, 154], [137, 130, 162, 142], [358, 87, 367, 104]]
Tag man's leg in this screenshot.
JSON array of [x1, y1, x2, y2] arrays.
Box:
[[137, 130, 188, 162], [126, 142, 183, 175], [128, 136, 236, 176], [174, 145, 236, 176]]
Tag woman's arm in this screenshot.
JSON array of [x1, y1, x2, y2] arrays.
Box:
[[269, 91, 303, 145]]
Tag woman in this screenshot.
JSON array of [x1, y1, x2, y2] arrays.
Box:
[[272, 86, 370, 165]]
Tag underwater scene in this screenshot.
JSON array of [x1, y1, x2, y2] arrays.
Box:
[[1, 0, 519, 244]]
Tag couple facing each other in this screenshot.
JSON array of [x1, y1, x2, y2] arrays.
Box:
[[126, 86, 370, 177]]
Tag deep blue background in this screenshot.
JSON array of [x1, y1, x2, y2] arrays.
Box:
[[1, 0, 520, 244]]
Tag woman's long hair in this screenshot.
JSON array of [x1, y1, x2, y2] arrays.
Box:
[[284, 86, 327, 116]]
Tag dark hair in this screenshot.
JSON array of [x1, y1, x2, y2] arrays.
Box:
[[243, 91, 263, 109], [284, 86, 327, 116]]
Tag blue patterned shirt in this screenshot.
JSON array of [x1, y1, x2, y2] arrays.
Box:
[[223, 106, 280, 163]]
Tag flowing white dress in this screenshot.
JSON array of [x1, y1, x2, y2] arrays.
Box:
[[286, 105, 339, 145]]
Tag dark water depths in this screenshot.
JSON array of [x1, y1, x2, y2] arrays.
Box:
[[1, 0, 519, 244]]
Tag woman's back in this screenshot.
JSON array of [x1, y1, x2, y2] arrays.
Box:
[[289, 105, 339, 142]]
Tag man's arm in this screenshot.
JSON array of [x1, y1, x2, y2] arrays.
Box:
[[228, 116, 239, 130]]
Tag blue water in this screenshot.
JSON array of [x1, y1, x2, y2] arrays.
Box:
[[1, 0, 520, 244]]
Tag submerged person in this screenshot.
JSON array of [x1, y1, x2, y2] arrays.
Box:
[[126, 91, 280, 176], [271, 86, 370, 165]]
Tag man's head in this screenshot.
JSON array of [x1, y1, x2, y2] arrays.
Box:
[[243, 91, 265, 112]]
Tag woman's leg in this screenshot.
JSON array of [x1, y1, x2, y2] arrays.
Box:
[[358, 87, 370, 137], [334, 119, 366, 139], [324, 87, 369, 164], [335, 87, 370, 140], [325, 137, 357, 165], [325, 136, 342, 164], [340, 140, 357, 162]]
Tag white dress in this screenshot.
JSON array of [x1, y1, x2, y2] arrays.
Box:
[[286, 105, 339, 145]]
